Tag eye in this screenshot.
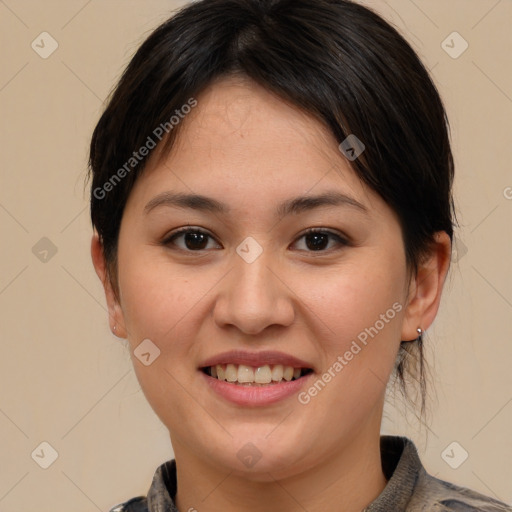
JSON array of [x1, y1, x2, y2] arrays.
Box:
[[162, 227, 348, 253], [292, 228, 349, 252], [163, 227, 221, 251]]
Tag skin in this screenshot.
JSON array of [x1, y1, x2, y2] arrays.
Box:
[[92, 76, 451, 512]]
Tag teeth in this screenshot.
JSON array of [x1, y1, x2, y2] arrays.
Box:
[[237, 364, 254, 383], [208, 364, 306, 385], [225, 363, 237, 382], [254, 365, 272, 384], [271, 364, 284, 382]]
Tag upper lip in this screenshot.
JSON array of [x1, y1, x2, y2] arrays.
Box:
[[200, 350, 313, 370]]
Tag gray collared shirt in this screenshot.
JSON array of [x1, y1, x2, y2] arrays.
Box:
[[109, 436, 511, 512]]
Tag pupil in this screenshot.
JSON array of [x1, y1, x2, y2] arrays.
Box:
[[185, 232, 207, 250], [306, 233, 328, 251]]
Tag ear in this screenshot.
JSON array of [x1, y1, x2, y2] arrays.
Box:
[[401, 231, 452, 341], [91, 231, 128, 338]]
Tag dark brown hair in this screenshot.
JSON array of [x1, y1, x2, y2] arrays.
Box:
[[87, 0, 456, 416]]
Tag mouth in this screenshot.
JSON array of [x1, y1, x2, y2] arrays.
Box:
[[201, 364, 313, 386], [199, 350, 315, 405]]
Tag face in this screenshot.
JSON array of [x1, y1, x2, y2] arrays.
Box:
[[102, 76, 417, 480]]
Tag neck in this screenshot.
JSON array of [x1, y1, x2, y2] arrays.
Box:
[[172, 428, 387, 512]]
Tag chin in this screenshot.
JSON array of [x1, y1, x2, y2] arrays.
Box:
[[201, 430, 307, 479]]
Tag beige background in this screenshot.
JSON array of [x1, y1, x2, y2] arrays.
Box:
[[0, 0, 511, 510]]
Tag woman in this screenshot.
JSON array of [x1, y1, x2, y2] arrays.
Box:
[[88, 0, 511, 510]]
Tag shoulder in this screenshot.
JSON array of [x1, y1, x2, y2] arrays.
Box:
[[108, 496, 148, 512], [375, 436, 511, 512], [409, 468, 512, 511], [107, 459, 177, 512]]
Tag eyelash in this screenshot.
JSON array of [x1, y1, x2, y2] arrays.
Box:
[[161, 227, 350, 253]]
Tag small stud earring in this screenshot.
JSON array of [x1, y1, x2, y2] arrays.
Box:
[[401, 327, 424, 344]]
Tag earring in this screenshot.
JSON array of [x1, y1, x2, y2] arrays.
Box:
[[401, 327, 423, 344], [113, 325, 117, 332]]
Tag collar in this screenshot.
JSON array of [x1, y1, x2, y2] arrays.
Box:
[[143, 435, 419, 512]]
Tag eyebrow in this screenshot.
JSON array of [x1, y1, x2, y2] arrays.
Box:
[[143, 191, 369, 216]]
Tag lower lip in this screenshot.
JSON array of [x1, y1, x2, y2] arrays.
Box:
[[200, 371, 313, 407]]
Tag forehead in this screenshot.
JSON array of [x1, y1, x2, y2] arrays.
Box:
[[129, 76, 375, 213], [174, 76, 344, 171]]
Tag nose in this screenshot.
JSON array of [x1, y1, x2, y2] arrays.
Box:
[[213, 249, 295, 335]]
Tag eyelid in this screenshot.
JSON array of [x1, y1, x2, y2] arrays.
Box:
[[162, 226, 350, 252], [162, 226, 222, 250], [300, 227, 349, 241], [291, 227, 350, 251]]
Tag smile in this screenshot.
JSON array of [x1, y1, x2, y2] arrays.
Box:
[[202, 364, 313, 385], [199, 350, 315, 405]]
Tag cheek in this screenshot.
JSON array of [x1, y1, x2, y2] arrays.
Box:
[[296, 258, 405, 348], [289, 260, 405, 435], [116, 252, 218, 422], [116, 248, 215, 353], [291, 254, 407, 420]]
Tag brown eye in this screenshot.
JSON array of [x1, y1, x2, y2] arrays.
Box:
[[292, 229, 348, 252], [164, 228, 221, 251]]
